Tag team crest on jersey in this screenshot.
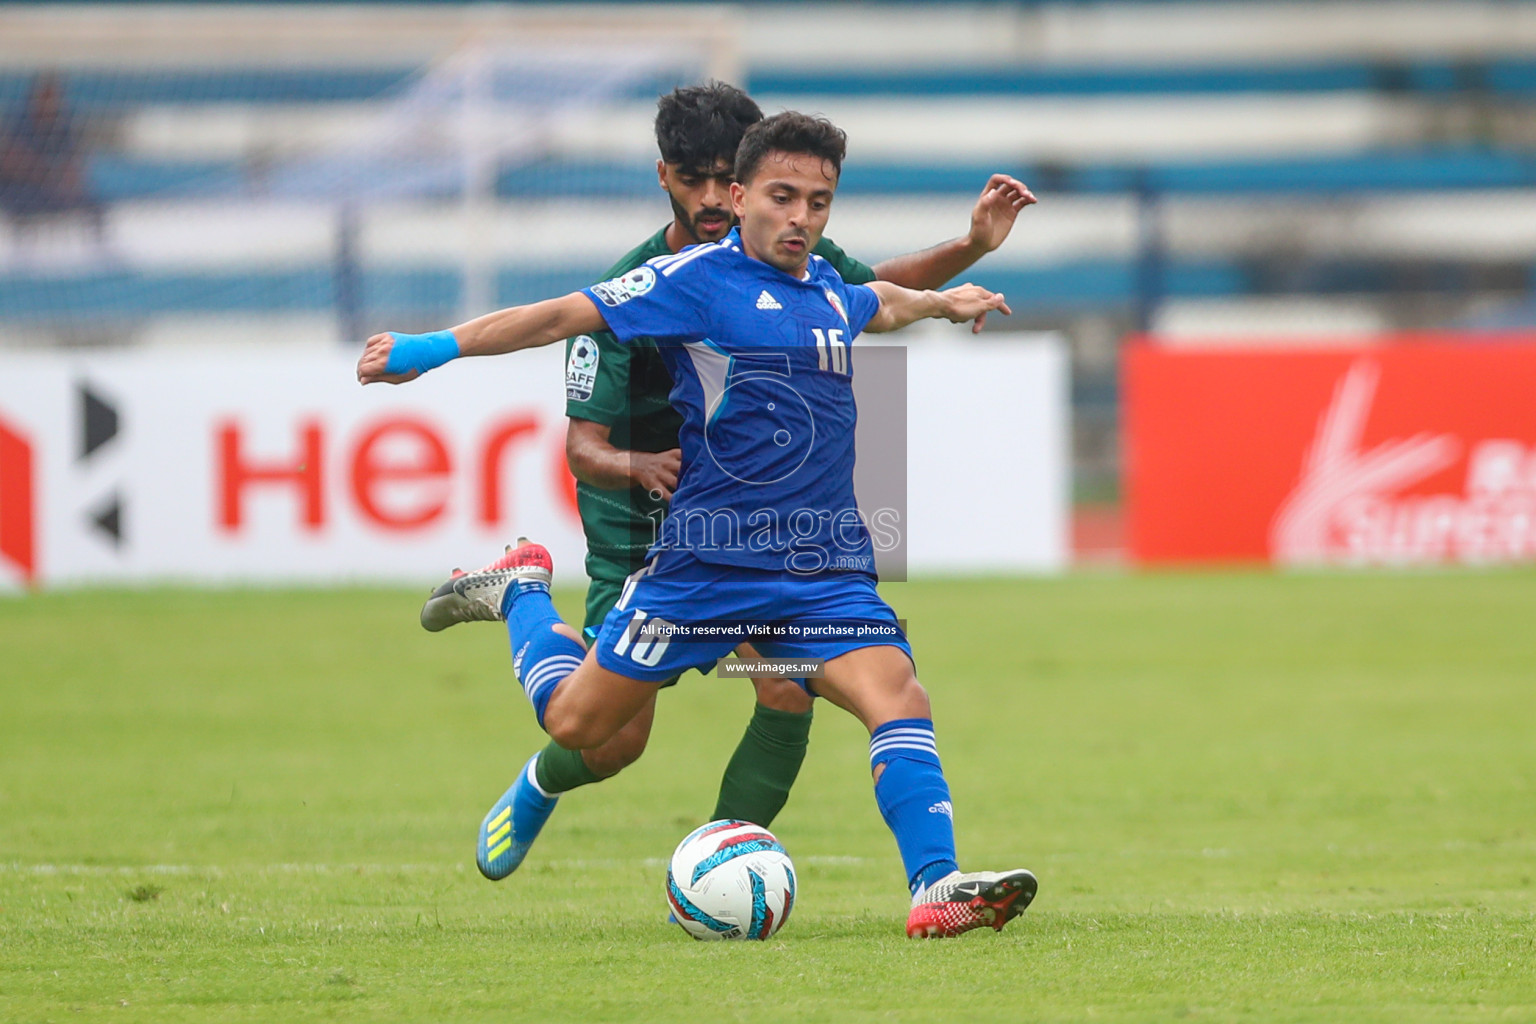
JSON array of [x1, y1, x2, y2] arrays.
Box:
[[566, 335, 600, 401], [823, 288, 848, 325], [591, 266, 657, 307]]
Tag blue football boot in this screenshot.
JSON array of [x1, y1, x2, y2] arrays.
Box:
[[476, 755, 559, 880]]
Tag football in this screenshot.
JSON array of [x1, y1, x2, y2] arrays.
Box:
[[665, 820, 796, 941]]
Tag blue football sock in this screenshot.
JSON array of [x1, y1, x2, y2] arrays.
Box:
[[869, 718, 960, 895], [502, 581, 585, 730]]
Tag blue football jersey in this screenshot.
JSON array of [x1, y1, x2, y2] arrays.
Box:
[[581, 228, 882, 575]]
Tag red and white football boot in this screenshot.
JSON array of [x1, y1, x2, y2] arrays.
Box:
[[906, 868, 1038, 938], [419, 538, 554, 632]]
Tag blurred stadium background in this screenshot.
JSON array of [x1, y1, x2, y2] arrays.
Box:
[[2, 0, 1535, 584], [5, 7, 1536, 1018]]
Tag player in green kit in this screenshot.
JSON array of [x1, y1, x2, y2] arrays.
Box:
[[475, 82, 1035, 881]]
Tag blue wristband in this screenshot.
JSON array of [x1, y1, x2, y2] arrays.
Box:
[[384, 330, 460, 376]]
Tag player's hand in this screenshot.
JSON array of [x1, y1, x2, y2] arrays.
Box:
[[966, 174, 1036, 255], [631, 448, 681, 501], [357, 333, 421, 386], [938, 283, 1011, 334]]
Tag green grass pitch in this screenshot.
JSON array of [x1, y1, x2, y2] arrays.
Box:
[[2, 571, 1534, 1022]]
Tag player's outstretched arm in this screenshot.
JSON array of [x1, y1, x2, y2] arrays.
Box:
[[869, 174, 1035, 291], [357, 292, 608, 385], [863, 281, 1011, 335]]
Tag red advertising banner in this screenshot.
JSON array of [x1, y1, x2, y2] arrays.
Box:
[[0, 340, 1068, 589], [1125, 337, 1536, 566]]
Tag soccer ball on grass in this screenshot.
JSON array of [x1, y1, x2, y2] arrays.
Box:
[[665, 820, 796, 941]]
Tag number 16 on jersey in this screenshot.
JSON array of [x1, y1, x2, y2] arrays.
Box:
[[813, 328, 847, 374]]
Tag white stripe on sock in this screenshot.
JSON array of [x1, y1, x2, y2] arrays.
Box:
[[872, 727, 937, 741], [525, 756, 556, 800], [870, 733, 938, 750], [869, 738, 938, 755], [872, 736, 940, 752], [526, 655, 581, 677], [869, 731, 937, 750], [521, 656, 583, 695], [868, 728, 939, 765], [524, 679, 559, 706], [524, 674, 575, 704], [523, 656, 581, 683], [868, 745, 939, 767]]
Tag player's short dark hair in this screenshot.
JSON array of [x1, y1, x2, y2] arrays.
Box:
[[734, 111, 847, 186], [655, 81, 763, 173]]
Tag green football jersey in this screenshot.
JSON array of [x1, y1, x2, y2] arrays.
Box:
[[565, 225, 877, 585]]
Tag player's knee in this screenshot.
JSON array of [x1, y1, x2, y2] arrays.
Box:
[[542, 701, 613, 752], [891, 673, 931, 720], [752, 675, 814, 714], [545, 714, 598, 752], [582, 728, 650, 779]]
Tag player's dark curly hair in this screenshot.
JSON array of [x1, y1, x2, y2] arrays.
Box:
[[654, 81, 763, 172], [734, 111, 847, 186]]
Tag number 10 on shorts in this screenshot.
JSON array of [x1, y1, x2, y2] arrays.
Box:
[[613, 609, 675, 667]]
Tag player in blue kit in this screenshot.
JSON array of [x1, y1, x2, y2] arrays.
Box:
[[358, 112, 1037, 937]]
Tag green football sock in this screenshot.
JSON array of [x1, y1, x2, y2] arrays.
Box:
[[711, 703, 814, 826], [533, 741, 603, 794]]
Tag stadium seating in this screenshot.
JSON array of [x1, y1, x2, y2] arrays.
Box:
[[3, 1, 1534, 349]]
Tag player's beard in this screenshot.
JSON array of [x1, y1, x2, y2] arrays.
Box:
[[669, 194, 735, 244]]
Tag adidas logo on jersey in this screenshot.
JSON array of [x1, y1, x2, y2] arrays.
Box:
[[756, 290, 783, 310]]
